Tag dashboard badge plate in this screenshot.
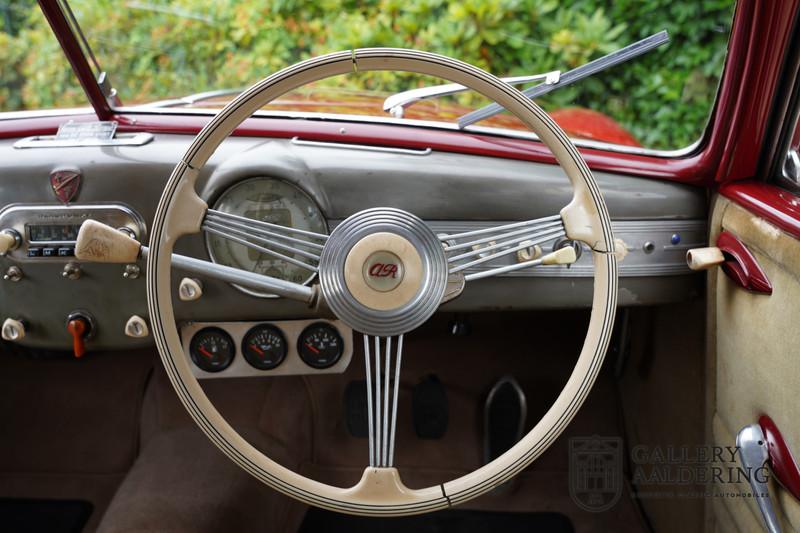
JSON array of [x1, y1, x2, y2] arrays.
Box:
[[50, 170, 82, 204]]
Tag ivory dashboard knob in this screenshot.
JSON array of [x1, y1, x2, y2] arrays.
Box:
[[541, 245, 577, 265], [0, 229, 21, 256], [178, 277, 203, 301], [124, 315, 149, 338], [686, 246, 725, 271], [74, 220, 141, 263], [516, 242, 542, 262], [1, 318, 26, 341]]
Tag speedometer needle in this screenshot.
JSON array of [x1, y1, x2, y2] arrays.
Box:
[[250, 344, 265, 356], [305, 343, 320, 354]]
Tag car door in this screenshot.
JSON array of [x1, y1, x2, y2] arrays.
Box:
[[707, 63, 800, 531]]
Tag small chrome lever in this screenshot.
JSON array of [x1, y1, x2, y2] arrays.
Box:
[[737, 424, 782, 533]]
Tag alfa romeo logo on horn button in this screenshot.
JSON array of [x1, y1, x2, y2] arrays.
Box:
[[363, 250, 404, 292]]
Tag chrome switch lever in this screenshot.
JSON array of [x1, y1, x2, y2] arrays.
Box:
[[737, 424, 782, 533]]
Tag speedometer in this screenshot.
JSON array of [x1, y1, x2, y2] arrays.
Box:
[[205, 177, 327, 297]]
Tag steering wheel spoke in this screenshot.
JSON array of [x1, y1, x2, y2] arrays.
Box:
[[363, 333, 404, 468], [439, 214, 577, 281], [203, 208, 326, 272]]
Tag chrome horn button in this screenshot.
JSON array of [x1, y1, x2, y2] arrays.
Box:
[[319, 208, 447, 337]]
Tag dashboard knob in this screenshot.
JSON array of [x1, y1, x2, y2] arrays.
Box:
[[0, 229, 21, 256], [74, 220, 141, 263], [1, 318, 26, 341], [66, 314, 93, 359], [178, 278, 203, 301], [541, 246, 578, 265], [686, 246, 725, 271], [124, 315, 149, 338], [516, 242, 542, 263]]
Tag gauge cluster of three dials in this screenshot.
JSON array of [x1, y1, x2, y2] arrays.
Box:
[[183, 320, 351, 378]]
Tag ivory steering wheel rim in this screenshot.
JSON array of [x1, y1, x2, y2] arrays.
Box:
[[146, 48, 618, 516]]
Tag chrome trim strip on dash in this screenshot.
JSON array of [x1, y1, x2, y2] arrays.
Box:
[[330, 219, 706, 278]]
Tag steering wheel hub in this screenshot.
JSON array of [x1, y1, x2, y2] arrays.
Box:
[[318, 208, 448, 337], [344, 232, 420, 309]]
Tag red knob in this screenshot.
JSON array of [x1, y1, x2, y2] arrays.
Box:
[[67, 318, 88, 358]]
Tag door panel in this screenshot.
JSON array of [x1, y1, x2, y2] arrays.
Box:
[[709, 194, 800, 531]]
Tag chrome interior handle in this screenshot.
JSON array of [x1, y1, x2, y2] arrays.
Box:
[[737, 424, 782, 533]]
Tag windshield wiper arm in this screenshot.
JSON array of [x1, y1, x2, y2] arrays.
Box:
[[383, 71, 561, 119], [457, 30, 670, 129]]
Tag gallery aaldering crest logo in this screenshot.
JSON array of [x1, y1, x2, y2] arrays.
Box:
[[569, 437, 773, 512], [569, 436, 623, 512]]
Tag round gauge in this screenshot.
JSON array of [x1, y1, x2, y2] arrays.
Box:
[[206, 177, 327, 297], [242, 324, 288, 370], [298, 322, 344, 369], [189, 327, 235, 373]]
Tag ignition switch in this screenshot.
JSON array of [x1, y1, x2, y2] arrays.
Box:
[[66, 311, 96, 358]]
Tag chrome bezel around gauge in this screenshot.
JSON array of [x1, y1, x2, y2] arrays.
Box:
[[204, 177, 328, 298]]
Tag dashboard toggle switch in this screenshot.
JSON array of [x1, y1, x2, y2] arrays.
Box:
[[179, 278, 203, 301], [123, 264, 141, 279], [62, 262, 82, 280], [124, 315, 149, 338], [3, 266, 23, 282], [66, 311, 94, 358], [1, 318, 26, 341]]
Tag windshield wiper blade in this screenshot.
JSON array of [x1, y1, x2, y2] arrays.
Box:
[[457, 30, 670, 129], [383, 71, 560, 119]]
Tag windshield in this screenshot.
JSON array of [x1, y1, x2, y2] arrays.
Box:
[[6, 1, 735, 151]]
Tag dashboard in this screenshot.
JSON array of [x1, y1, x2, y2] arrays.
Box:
[[0, 133, 707, 365]]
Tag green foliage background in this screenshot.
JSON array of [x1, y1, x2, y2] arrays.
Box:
[[1, 0, 735, 150]]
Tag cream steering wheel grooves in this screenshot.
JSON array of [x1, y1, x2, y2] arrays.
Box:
[[147, 48, 618, 516]]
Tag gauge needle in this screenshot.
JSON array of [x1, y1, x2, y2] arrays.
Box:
[[199, 347, 213, 359], [250, 344, 265, 356], [305, 343, 320, 354]]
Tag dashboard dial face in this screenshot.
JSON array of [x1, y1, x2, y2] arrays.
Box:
[[206, 178, 327, 296], [190, 327, 235, 373], [242, 324, 287, 370], [298, 322, 344, 369]]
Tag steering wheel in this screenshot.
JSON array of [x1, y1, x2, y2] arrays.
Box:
[[146, 49, 618, 516]]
